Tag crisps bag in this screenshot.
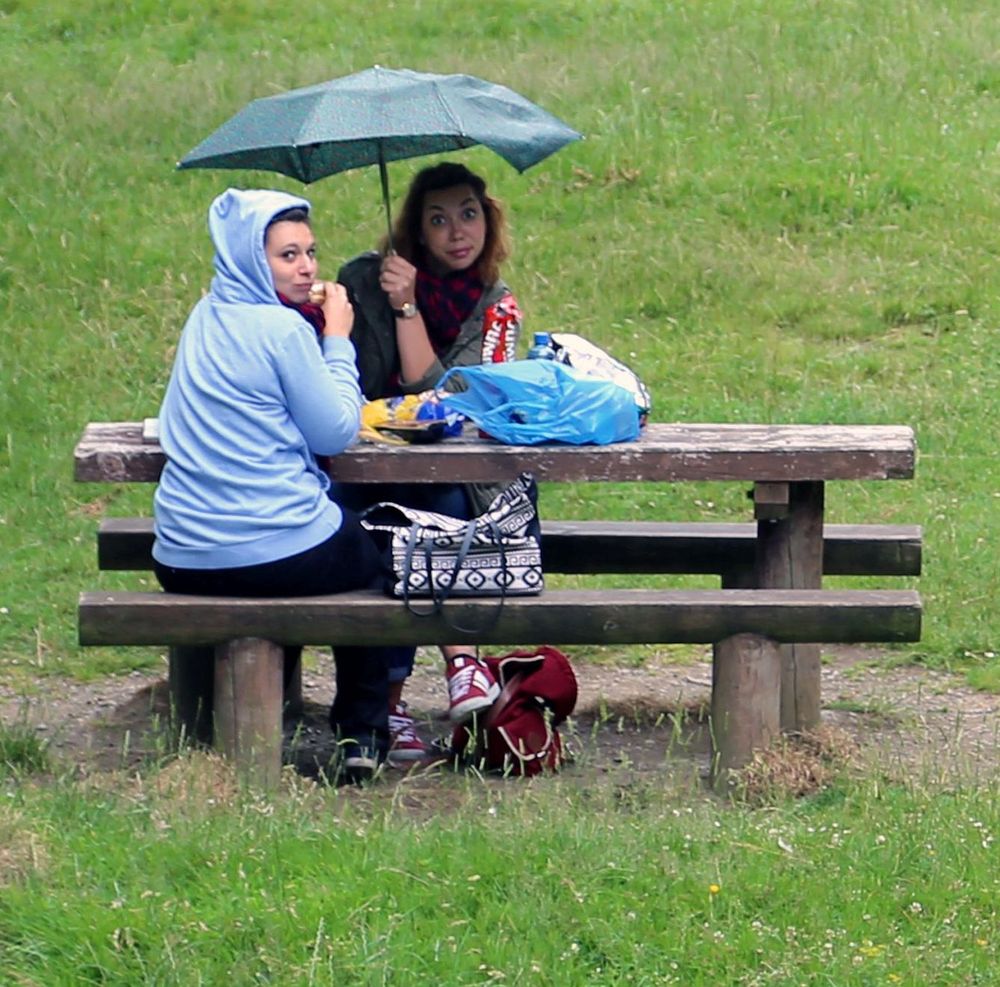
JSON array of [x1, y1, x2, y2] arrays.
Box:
[[450, 647, 578, 776]]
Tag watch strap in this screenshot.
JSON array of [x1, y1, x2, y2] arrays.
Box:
[[392, 301, 419, 319]]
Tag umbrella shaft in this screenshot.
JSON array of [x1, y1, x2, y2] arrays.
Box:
[[378, 148, 395, 253]]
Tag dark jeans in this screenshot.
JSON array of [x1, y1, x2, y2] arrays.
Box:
[[154, 509, 396, 756], [328, 482, 473, 683]]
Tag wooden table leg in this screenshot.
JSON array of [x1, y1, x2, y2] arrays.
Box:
[[214, 637, 284, 789], [754, 480, 825, 732], [711, 632, 782, 789]]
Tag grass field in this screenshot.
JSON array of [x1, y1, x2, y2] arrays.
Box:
[[1, 0, 997, 680], [1, 1, 999, 982]]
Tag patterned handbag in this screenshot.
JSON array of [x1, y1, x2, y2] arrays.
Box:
[[360, 472, 543, 622]]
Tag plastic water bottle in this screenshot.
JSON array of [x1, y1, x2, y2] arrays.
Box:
[[526, 331, 556, 361]]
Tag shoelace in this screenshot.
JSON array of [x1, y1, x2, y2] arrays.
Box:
[[389, 715, 420, 742], [448, 661, 487, 698]]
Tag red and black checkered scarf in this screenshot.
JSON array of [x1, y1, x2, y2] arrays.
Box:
[[415, 266, 484, 353], [277, 293, 326, 337]]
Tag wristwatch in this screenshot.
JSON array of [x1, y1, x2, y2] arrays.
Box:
[[392, 301, 419, 320]]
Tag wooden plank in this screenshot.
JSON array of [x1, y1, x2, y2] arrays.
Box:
[[75, 421, 917, 485], [712, 633, 782, 784], [214, 638, 284, 790], [755, 481, 825, 732], [75, 422, 167, 484], [752, 481, 790, 521], [79, 588, 922, 648], [96, 516, 923, 577]]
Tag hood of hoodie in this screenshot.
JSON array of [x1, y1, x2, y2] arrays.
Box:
[[208, 188, 312, 306]]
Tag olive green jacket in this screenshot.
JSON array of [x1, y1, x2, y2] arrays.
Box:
[[337, 251, 523, 514], [337, 251, 517, 400]]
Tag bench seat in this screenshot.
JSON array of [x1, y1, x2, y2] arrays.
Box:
[[80, 588, 922, 648], [78, 587, 921, 789], [83, 514, 922, 790], [95, 517, 922, 577]]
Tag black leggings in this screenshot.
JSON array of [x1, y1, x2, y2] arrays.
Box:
[[154, 510, 395, 756]]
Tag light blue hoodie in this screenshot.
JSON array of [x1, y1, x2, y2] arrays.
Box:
[[152, 188, 363, 569]]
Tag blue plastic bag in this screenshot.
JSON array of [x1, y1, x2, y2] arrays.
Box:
[[436, 360, 640, 445]]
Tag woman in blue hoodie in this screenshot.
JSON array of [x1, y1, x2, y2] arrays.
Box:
[[152, 187, 391, 778]]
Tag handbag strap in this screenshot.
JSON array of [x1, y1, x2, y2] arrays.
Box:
[[429, 516, 479, 611], [399, 525, 441, 619], [400, 516, 510, 635], [439, 516, 509, 635]]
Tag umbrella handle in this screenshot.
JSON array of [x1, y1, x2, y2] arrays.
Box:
[[378, 146, 395, 254]]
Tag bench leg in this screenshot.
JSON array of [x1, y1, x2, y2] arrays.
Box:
[[169, 645, 303, 745], [168, 645, 214, 745], [755, 480, 824, 732], [214, 637, 284, 789], [283, 646, 304, 718], [710, 633, 781, 790]]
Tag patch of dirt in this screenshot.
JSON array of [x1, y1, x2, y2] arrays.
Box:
[[2, 646, 998, 789]]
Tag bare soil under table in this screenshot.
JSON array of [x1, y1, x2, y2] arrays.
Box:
[[2, 646, 998, 793]]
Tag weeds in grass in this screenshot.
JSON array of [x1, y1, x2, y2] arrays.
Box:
[[0, 713, 50, 778], [0, 755, 997, 984], [824, 696, 901, 720], [966, 657, 1000, 695], [729, 725, 861, 806]]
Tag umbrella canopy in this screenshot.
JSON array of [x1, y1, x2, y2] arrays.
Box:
[[177, 66, 582, 242]]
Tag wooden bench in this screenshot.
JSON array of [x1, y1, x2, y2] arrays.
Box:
[[85, 516, 921, 787], [76, 420, 923, 790], [96, 516, 923, 579], [79, 587, 922, 788]]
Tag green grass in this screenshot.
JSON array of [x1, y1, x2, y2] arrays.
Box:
[[0, 715, 51, 778], [1, 2, 1000, 980], [2, 0, 998, 684], [1, 756, 998, 985]]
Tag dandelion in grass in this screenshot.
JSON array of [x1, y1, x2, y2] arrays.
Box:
[[709, 883, 721, 895]]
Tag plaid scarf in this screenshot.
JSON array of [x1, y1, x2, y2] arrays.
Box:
[[277, 292, 326, 337], [415, 266, 484, 353]]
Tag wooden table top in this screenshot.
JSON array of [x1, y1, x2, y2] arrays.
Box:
[[74, 420, 916, 485]]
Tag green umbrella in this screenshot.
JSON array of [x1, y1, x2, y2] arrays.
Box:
[[177, 66, 582, 246]]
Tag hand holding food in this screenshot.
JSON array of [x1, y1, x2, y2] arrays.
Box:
[[317, 282, 354, 338]]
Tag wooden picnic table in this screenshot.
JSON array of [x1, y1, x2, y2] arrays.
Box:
[[75, 420, 916, 486], [74, 419, 918, 785]]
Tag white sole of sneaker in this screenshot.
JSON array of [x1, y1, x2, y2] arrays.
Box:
[[448, 683, 501, 724], [387, 749, 428, 766], [344, 754, 379, 772]]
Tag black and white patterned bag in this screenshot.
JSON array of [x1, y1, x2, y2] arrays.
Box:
[[360, 472, 543, 617]]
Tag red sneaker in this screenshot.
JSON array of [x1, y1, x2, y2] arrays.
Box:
[[446, 654, 500, 724], [387, 702, 429, 765]]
